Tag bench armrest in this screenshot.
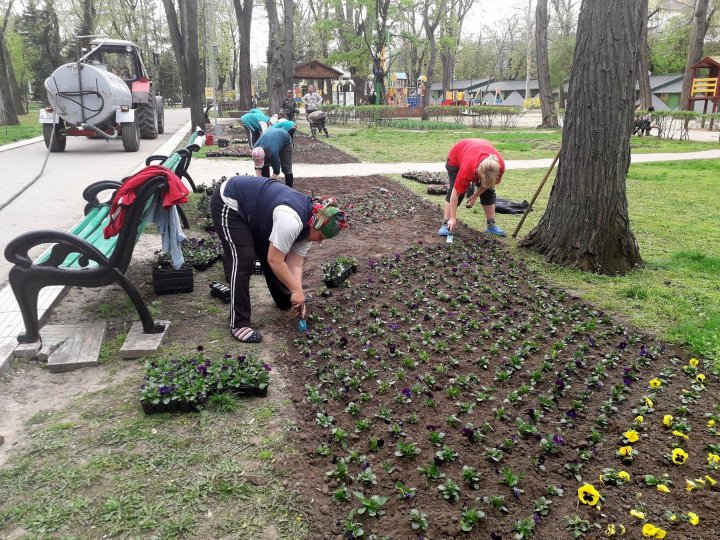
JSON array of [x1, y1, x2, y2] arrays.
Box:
[[5, 230, 111, 269], [145, 155, 168, 166], [83, 181, 122, 214]]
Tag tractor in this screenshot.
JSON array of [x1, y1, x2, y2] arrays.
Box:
[[40, 37, 164, 152]]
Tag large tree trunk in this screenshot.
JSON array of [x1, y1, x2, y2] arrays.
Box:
[[636, 4, 652, 108], [179, 0, 204, 128], [233, 0, 254, 110], [680, 0, 710, 110], [535, 0, 557, 127], [265, 0, 284, 113], [519, 0, 645, 275], [524, 0, 533, 102], [282, 0, 293, 92], [421, 0, 447, 119], [161, 0, 191, 106], [0, 33, 20, 125]]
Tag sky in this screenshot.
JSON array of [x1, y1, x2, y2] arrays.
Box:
[[248, 0, 529, 67]]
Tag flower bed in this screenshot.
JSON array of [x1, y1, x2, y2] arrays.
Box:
[[286, 238, 718, 539], [140, 349, 271, 414], [344, 189, 435, 226]]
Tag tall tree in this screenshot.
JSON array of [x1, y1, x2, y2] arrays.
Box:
[[636, 6, 656, 109], [421, 0, 446, 117], [161, 0, 190, 105], [328, 0, 371, 105], [265, 0, 293, 112], [520, 0, 646, 275], [162, 0, 204, 127], [1, 0, 25, 116], [535, 0, 557, 126], [680, 0, 714, 110], [524, 0, 533, 101], [0, 1, 20, 125], [439, 0, 474, 99], [74, 0, 97, 37], [549, 0, 576, 107], [232, 0, 253, 109]]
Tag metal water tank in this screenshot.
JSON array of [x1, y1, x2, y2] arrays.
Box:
[[44, 62, 132, 126]]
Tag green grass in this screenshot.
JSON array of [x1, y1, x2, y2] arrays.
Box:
[[0, 103, 43, 145], [0, 376, 308, 539], [327, 125, 719, 162], [394, 158, 720, 364]]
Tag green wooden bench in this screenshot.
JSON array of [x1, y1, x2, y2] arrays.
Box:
[[4, 130, 206, 344]]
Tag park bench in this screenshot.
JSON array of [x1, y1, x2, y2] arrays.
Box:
[[3, 129, 206, 346]]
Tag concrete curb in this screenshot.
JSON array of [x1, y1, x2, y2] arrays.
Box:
[[0, 137, 43, 153]]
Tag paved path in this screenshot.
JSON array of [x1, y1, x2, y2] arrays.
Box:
[[189, 148, 720, 181]]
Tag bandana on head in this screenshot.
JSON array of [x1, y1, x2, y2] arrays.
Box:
[[251, 147, 265, 168], [308, 197, 348, 238]]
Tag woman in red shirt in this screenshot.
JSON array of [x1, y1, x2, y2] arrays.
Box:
[[439, 139, 506, 237]]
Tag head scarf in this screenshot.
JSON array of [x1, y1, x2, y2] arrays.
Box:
[[309, 197, 347, 239], [251, 147, 265, 168]]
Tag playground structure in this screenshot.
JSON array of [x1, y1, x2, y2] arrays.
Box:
[[688, 56, 720, 129]]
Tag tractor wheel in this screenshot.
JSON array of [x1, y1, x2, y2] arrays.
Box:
[[137, 95, 158, 139], [43, 122, 66, 152], [121, 120, 140, 152], [155, 96, 165, 134]]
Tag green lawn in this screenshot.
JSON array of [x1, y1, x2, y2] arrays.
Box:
[[328, 125, 720, 162], [394, 158, 720, 364], [0, 103, 43, 145]]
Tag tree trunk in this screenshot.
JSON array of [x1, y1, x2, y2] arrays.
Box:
[[535, 0, 557, 127], [524, 0, 533, 102], [179, 0, 204, 128], [265, 0, 284, 113], [519, 0, 645, 275], [636, 4, 652, 108], [0, 33, 20, 125], [282, 0, 294, 92], [441, 49, 453, 101], [680, 0, 710, 110], [161, 0, 191, 106], [421, 0, 447, 119], [233, 0, 254, 109]]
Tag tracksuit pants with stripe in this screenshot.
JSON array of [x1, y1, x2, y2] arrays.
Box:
[[210, 188, 292, 330]]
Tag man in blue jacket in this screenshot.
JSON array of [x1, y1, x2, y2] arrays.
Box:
[[252, 128, 294, 187], [210, 176, 347, 343]]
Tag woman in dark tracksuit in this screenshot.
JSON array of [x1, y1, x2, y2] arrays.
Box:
[[210, 176, 347, 343]]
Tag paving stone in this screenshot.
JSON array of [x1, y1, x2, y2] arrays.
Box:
[[119, 320, 171, 359], [44, 323, 106, 373], [13, 341, 41, 359]]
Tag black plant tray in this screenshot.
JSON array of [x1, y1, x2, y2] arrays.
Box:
[[141, 398, 204, 415], [152, 264, 194, 295], [324, 266, 354, 288], [141, 384, 268, 415]]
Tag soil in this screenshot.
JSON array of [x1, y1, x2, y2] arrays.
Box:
[[206, 133, 360, 165], [3, 149, 718, 539]]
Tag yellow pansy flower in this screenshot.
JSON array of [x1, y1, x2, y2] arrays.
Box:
[[649, 378, 662, 388], [672, 448, 688, 464], [696, 373, 706, 383], [663, 415, 673, 427], [673, 430, 689, 440], [605, 524, 616, 536], [642, 524, 657, 537], [578, 483, 601, 506], [635, 415, 644, 424], [618, 471, 630, 481], [630, 509, 645, 520], [686, 479, 698, 492], [708, 419, 716, 428], [687, 512, 699, 525], [645, 397, 654, 408], [705, 474, 716, 486], [689, 358, 699, 366], [624, 430, 639, 443], [657, 484, 670, 493], [619, 446, 633, 456], [654, 528, 667, 539], [708, 452, 720, 464]]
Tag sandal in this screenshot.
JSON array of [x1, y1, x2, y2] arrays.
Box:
[[232, 327, 263, 343]]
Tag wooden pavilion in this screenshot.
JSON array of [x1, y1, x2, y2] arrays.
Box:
[[292, 60, 343, 99]]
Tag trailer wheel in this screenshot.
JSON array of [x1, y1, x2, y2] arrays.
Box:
[[155, 96, 165, 134], [137, 95, 158, 139], [43, 122, 66, 152], [121, 120, 140, 152]]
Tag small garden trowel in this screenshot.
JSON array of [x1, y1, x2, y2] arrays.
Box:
[[297, 303, 308, 333], [446, 233, 454, 244]]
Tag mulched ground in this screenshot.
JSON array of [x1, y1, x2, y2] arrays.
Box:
[[206, 131, 360, 165], [265, 175, 720, 540]]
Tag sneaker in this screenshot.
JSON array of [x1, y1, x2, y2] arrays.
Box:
[[438, 224, 450, 236], [486, 223, 506, 237]]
